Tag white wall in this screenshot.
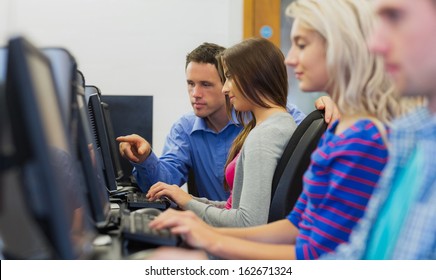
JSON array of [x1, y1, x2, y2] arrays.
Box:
[[0, 0, 243, 155]]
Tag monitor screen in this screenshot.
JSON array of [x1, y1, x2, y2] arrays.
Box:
[[42, 50, 113, 231], [0, 47, 6, 85], [0, 47, 12, 169], [75, 71, 112, 229], [101, 101, 124, 180], [41, 48, 77, 129], [84, 87, 118, 192], [100, 95, 153, 183], [2, 36, 96, 259], [1, 81, 47, 259]]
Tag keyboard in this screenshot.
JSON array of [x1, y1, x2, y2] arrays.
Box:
[[121, 209, 180, 247], [126, 193, 170, 210]]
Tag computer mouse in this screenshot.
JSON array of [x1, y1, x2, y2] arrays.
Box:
[[92, 234, 112, 246], [133, 207, 162, 217]]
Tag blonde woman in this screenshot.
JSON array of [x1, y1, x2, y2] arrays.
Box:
[[147, 0, 410, 260]]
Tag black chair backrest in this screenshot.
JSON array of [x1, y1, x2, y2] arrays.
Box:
[[187, 168, 199, 197], [268, 109, 328, 223]]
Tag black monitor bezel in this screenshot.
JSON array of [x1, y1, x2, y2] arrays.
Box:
[[75, 72, 112, 229], [101, 101, 124, 180], [85, 87, 118, 192]]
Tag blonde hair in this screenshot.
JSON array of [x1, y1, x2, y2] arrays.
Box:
[[286, 0, 417, 123]]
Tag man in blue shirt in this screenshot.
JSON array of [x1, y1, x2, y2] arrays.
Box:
[[117, 42, 338, 201]]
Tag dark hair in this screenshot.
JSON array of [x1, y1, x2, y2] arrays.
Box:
[[185, 42, 226, 83], [221, 38, 288, 190], [222, 37, 288, 112]]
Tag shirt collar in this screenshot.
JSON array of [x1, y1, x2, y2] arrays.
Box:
[[388, 106, 436, 165], [190, 116, 240, 135], [391, 107, 436, 139], [190, 109, 241, 135]]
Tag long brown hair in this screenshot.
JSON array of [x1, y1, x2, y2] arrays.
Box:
[[220, 38, 288, 190]]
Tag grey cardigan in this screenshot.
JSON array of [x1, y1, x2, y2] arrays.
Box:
[[185, 112, 296, 227]]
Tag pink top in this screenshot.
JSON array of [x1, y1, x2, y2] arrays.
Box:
[[224, 152, 240, 209]]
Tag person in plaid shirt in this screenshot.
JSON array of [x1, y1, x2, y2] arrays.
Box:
[[325, 0, 436, 259]]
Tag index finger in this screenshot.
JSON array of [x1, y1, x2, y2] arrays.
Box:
[[116, 135, 134, 143]]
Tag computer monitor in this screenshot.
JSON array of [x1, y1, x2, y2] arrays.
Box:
[[0, 88, 49, 259], [75, 71, 113, 229], [0, 47, 6, 85], [101, 101, 124, 180], [41, 50, 114, 231], [0, 47, 8, 167], [84, 86, 118, 192], [0, 82, 11, 172], [41, 48, 77, 129], [0, 49, 8, 219], [100, 95, 153, 183], [2, 36, 95, 259]]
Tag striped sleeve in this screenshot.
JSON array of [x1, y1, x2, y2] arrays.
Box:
[[288, 190, 308, 227], [294, 121, 388, 259]]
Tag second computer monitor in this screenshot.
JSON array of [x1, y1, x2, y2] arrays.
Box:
[[101, 101, 124, 181], [75, 71, 113, 229], [85, 86, 118, 192]]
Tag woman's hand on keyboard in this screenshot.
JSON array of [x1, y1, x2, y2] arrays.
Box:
[[148, 209, 218, 250], [146, 182, 192, 208]]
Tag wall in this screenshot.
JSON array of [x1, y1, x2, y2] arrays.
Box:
[[0, 0, 244, 155], [0, 0, 323, 157]]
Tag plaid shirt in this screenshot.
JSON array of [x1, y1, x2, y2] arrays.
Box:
[[324, 107, 436, 259]]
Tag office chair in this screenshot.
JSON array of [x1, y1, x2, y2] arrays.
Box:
[[187, 168, 199, 197], [268, 109, 328, 223]]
